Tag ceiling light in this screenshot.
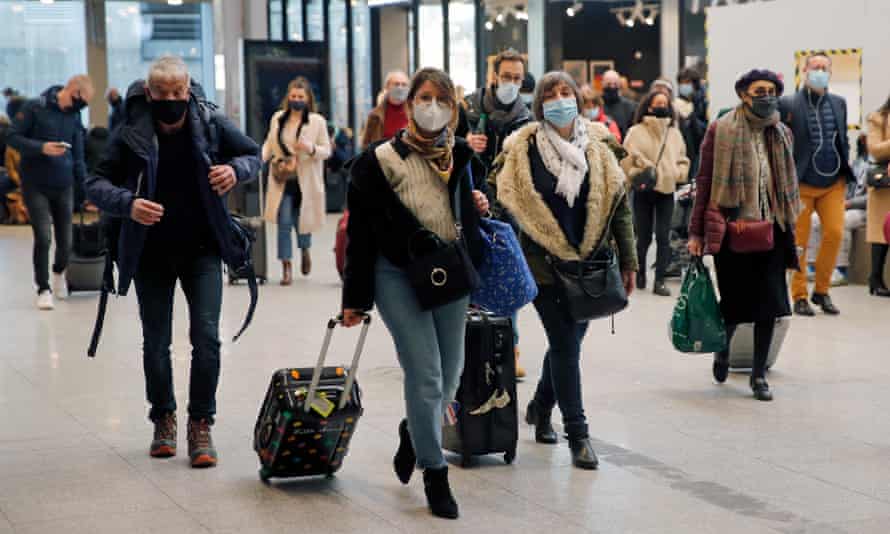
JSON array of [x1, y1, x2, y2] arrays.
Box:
[[566, 6, 575, 17], [625, 18, 635, 27], [485, 20, 494, 31], [495, 12, 504, 23], [644, 16, 654, 25], [127, 5, 138, 14], [168, 0, 184, 5], [11, 4, 24, 12], [39, 0, 54, 4]]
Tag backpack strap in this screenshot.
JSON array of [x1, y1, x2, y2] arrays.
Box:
[[87, 252, 116, 357]]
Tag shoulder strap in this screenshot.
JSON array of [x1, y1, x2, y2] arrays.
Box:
[[87, 253, 116, 357], [654, 125, 670, 168]]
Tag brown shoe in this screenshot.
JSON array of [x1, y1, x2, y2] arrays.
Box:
[[281, 260, 293, 286], [515, 347, 526, 380], [301, 249, 312, 276], [150, 412, 177, 458], [187, 418, 218, 468]]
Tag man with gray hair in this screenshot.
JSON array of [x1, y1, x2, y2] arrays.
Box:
[[87, 55, 261, 468], [601, 69, 637, 137], [7, 74, 94, 310], [361, 70, 410, 147]]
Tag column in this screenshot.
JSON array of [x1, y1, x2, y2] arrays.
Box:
[[526, 0, 546, 79], [660, 0, 681, 83], [85, 0, 108, 127]]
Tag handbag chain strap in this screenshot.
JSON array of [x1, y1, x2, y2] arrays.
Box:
[[653, 124, 670, 170]]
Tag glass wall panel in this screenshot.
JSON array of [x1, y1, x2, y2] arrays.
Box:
[[286, 0, 303, 41], [418, 0, 444, 70], [107, 2, 215, 101], [269, 0, 284, 40], [328, 0, 350, 129], [0, 0, 87, 119], [307, 0, 324, 41], [448, 0, 476, 91], [352, 0, 372, 136]]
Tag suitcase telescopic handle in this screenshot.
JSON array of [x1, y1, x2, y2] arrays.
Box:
[[305, 313, 372, 412]]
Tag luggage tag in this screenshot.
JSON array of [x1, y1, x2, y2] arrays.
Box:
[[309, 392, 336, 418], [443, 401, 460, 426]]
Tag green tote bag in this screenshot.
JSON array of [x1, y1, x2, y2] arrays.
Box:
[[670, 258, 727, 354]]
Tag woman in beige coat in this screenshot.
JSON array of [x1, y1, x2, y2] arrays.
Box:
[[262, 77, 331, 284], [865, 101, 890, 297], [621, 89, 689, 296]]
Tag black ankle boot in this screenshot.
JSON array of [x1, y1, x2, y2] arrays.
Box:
[[423, 466, 459, 519], [636, 271, 647, 290], [525, 400, 558, 444], [393, 419, 415, 484], [750, 377, 773, 402], [712, 351, 729, 384], [568, 438, 599, 470]]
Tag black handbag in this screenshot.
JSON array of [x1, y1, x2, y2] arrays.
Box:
[[545, 203, 628, 323], [866, 162, 890, 189], [631, 125, 670, 192], [405, 172, 480, 310]]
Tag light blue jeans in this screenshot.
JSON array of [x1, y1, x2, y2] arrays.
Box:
[[374, 256, 469, 469], [277, 191, 312, 260]]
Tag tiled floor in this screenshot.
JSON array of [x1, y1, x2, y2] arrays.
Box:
[[1, 216, 890, 533]]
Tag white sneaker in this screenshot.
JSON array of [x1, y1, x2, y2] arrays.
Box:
[[37, 290, 55, 311], [53, 272, 69, 300]]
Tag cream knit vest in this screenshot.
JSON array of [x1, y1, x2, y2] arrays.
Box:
[[375, 142, 457, 242]]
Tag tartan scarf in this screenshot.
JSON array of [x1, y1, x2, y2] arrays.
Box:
[[401, 107, 459, 182], [711, 105, 800, 230]]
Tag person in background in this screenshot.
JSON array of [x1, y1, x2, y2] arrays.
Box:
[[341, 68, 489, 519], [689, 69, 800, 401], [107, 88, 125, 132], [620, 75, 640, 103], [489, 71, 637, 470], [622, 90, 690, 296], [520, 72, 536, 110], [362, 71, 410, 148], [2, 97, 28, 224], [7, 74, 93, 310], [328, 125, 355, 175], [262, 77, 331, 284], [779, 52, 852, 316], [3, 87, 22, 118], [676, 67, 709, 181], [805, 133, 869, 286], [865, 96, 890, 297], [580, 85, 622, 142], [86, 56, 260, 467], [602, 70, 638, 138]]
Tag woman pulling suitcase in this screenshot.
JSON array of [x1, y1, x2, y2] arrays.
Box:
[[340, 68, 490, 520], [488, 71, 638, 470]]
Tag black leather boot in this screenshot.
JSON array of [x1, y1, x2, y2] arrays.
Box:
[[393, 419, 416, 484], [750, 377, 773, 402], [712, 351, 729, 384], [636, 271, 647, 290], [811, 293, 840, 315], [568, 438, 599, 470], [525, 399, 558, 444], [423, 466, 459, 519]]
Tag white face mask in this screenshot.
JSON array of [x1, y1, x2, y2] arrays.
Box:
[[413, 98, 453, 133], [388, 86, 409, 105]]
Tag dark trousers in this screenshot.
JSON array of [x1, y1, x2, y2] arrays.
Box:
[[134, 252, 223, 423], [22, 184, 72, 292], [633, 189, 674, 280], [717, 321, 775, 379], [872, 244, 889, 287], [532, 286, 590, 441]]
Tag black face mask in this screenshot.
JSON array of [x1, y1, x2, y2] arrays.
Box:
[[650, 107, 671, 119], [289, 100, 307, 112], [748, 95, 778, 119], [603, 87, 620, 104], [151, 99, 188, 125]]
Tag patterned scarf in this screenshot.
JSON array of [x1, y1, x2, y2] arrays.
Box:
[[401, 106, 459, 182], [711, 105, 800, 229]]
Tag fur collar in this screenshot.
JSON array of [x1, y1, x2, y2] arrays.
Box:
[[496, 120, 627, 261]]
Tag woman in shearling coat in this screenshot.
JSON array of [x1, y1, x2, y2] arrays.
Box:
[[262, 77, 331, 284], [865, 104, 890, 297]]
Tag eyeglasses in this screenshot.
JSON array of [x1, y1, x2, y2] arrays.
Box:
[[499, 74, 523, 85]]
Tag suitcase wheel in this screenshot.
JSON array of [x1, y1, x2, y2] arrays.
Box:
[[504, 450, 515, 465], [259, 467, 272, 482]]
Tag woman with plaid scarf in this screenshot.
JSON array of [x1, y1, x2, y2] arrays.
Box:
[[688, 70, 802, 402]]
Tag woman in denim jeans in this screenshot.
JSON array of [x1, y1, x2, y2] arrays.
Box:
[[341, 68, 489, 520], [489, 71, 638, 470]]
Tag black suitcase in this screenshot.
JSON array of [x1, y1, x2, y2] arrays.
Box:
[[67, 214, 106, 293], [254, 314, 370, 481], [325, 169, 347, 213], [443, 311, 518, 467]]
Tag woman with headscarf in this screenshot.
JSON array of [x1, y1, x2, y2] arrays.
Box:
[[341, 68, 489, 520], [688, 70, 801, 401]]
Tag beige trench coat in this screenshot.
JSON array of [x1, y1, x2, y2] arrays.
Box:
[[262, 110, 331, 233], [866, 112, 890, 244]]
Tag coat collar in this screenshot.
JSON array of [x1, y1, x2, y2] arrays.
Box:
[[495, 121, 627, 261]]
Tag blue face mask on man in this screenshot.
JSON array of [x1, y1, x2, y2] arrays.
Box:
[[808, 69, 830, 91], [543, 97, 578, 128]]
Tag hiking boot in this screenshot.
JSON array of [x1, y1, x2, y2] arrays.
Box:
[[187, 418, 218, 468], [150, 412, 177, 458]]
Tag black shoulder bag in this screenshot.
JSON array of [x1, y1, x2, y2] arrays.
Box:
[[546, 202, 628, 323], [631, 125, 669, 192], [405, 171, 480, 310]]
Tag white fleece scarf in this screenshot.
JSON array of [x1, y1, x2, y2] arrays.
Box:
[[535, 119, 589, 207]]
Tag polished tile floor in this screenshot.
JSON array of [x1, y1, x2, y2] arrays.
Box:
[[1, 216, 890, 533]]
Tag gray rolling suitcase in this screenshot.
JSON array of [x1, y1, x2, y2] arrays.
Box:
[[728, 318, 789, 371]]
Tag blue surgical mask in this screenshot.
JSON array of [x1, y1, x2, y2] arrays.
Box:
[[496, 83, 520, 105], [678, 83, 694, 98], [808, 70, 830, 90], [543, 97, 578, 128]]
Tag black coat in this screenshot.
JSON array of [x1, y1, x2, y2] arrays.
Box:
[[85, 80, 261, 295], [342, 136, 484, 311], [779, 89, 853, 186]]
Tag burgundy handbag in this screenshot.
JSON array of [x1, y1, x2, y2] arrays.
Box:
[[726, 219, 774, 253], [883, 212, 890, 244]]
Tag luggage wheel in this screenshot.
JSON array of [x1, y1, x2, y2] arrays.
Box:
[[504, 450, 516, 465]]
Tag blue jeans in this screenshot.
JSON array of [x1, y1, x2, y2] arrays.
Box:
[[277, 190, 312, 260], [134, 251, 222, 423], [22, 184, 72, 292], [532, 285, 590, 441], [374, 256, 469, 469]]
